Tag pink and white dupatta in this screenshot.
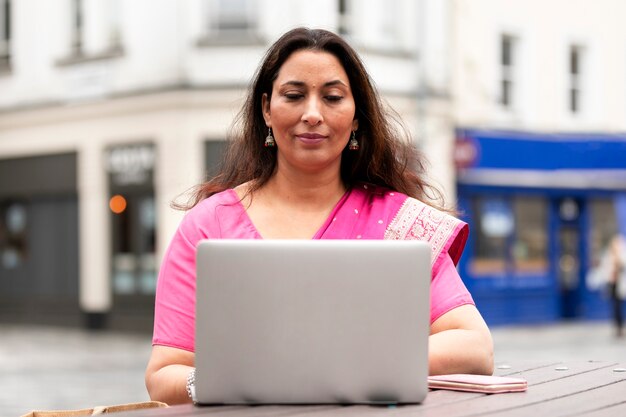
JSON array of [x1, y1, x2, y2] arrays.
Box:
[[315, 183, 469, 270]]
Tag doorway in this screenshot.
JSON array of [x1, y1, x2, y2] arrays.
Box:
[[554, 197, 585, 318], [106, 143, 157, 331]]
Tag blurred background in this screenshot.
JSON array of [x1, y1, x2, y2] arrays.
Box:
[[1, 0, 625, 414]]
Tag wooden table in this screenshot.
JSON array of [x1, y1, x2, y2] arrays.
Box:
[[116, 360, 626, 416]]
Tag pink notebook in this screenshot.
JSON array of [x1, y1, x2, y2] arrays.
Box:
[[428, 374, 528, 394]]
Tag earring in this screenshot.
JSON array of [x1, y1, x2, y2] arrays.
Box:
[[349, 131, 359, 150], [264, 128, 275, 147]]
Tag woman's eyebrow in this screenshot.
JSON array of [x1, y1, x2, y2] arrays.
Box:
[[280, 80, 306, 87], [324, 80, 348, 87], [279, 79, 348, 88]]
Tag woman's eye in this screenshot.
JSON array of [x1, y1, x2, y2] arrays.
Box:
[[325, 95, 343, 102], [285, 93, 304, 100]]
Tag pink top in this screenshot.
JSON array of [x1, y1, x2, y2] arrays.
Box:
[[153, 183, 474, 352]]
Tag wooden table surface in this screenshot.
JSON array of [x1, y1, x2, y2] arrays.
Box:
[[115, 360, 626, 416]]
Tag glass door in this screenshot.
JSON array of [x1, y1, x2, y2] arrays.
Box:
[[554, 198, 585, 318], [111, 194, 156, 297]]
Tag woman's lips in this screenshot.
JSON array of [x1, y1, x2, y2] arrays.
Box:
[[296, 133, 327, 144]]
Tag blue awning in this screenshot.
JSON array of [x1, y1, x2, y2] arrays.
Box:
[[456, 129, 626, 190]]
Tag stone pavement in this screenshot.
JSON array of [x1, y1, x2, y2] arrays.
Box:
[[1, 320, 625, 416], [1, 325, 153, 417]]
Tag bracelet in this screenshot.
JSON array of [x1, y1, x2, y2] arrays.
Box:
[[186, 368, 196, 401]]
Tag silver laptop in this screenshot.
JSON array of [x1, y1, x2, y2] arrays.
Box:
[[195, 239, 431, 404]]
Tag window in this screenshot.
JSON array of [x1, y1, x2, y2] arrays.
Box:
[[588, 198, 618, 270], [111, 195, 157, 295], [500, 34, 516, 108], [569, 45, 583, 114], [101, 0, 122, 49], [58, 0, 123, 65], [338, 0, 351, 36], [512, 197, 548, 273], [209, 0, 257, 37], [0, 0, 11, 68], [472, 197, 511, 275], [107, 144, 157, 296], [0, 202, 27, 269], [374, 0, 401, 50], [470, 196, 548, 276], [204, 140, 227, 180], [71, 0, 84, 55]]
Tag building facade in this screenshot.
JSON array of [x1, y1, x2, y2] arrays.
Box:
[[0, 0, 431, 330], [450, 0, 626, 324], [2, 0, 625, 330]]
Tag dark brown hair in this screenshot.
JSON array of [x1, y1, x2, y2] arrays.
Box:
[[177, 27, 445, 209]]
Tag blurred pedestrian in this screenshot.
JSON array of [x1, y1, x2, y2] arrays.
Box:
[[590, 234, 626, 337], [606, 235, 626, 337]]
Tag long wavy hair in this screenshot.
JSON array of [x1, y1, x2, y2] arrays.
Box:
[[177, 27, 445, 210]]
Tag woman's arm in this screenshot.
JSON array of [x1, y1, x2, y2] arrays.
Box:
[[145, 345, 195, 405], [428, 304, 494, 376]]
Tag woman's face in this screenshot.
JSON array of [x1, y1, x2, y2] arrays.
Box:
[[262, 50, 358, 176]]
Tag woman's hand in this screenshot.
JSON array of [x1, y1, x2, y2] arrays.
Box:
[[145, 345, 195, 405], [428, 304, 494, 376]]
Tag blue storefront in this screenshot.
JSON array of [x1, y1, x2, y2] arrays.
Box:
[[455, 129, 626, 325]]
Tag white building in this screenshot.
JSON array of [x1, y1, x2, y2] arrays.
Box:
[[0, 0, 432, 329], [449, 0, 626, 325], [452, 0, 626, 131], [2, 0, 624, 329]]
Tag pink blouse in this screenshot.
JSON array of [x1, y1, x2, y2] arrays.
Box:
[[153, 184, 474, 352]]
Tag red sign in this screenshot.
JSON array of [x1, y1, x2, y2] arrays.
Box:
[[454, 136, 479, 170]]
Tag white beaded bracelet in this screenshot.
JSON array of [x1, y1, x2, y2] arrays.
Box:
[[186, 368, 196, 401]]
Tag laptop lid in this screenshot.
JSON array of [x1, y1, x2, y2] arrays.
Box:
[[195, 239, 430, 404]]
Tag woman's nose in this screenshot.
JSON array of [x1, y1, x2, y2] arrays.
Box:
[[301, 97, 323, 125]]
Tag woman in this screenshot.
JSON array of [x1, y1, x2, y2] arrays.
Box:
[[145, 27, 493, 405]]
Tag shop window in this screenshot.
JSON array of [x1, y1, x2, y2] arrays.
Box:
[[470, 196, 547, 276], [588, 198, 618, 269], [106, 143, 157, 297], [471, 198, 511, 275], [512, 197, 548, 274], [138, 197, 157, 294], [110, 195, 156, 295], [0, 202, 27, 269]]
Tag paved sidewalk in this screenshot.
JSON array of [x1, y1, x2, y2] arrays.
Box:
[[1, 321, 624, 416], [492, 320, 625, 363], [1, 325, 153, 417]]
